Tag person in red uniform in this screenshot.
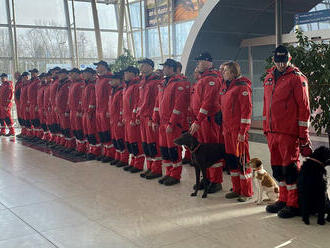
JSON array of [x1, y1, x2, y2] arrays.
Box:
[[36, 73, 48, 142], [93, 61, 115, 162], [175, 62, 192, 166], [189, 52, 224, 193], [14, 72, 23, 137], [152, 59, 188, 186], [0, 73, 14, 136], [220, 61, 253, 202], [80, 68, 98, 159], [108, 71, 129, 167], [264, 45, 312, 218], [121, 66, 144, 173], [27, 69, 41, 141], [43, 72, 53, 144], [49, 67, 62, 147], [136, 58, 163, 179], [18, 72, 30, 138], [68, 68, 85, 155], [54, 69, 74, 151]]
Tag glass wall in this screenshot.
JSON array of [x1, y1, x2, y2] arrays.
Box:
[[1, 0, 205, 76]]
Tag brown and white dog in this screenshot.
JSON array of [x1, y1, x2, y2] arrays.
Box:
[[247, 158, 279, 205]]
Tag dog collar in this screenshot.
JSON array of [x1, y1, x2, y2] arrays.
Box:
[[307, 157, 324, 166], [191, 143, 201, 153]]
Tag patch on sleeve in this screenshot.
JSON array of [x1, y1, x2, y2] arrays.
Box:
[[178, 86, 184, 91], [209, 81, 215, 86], [242, 91, 249, 96], [302, 81, 307, 87]]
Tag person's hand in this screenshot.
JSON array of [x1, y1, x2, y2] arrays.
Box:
[[189, 122, 199, 135], [238, 133, 245, 142], [299, 138, 313, 157], [166, 125, 173, 133], [152, 122, 159, 132], [117, 121, 124, 127]]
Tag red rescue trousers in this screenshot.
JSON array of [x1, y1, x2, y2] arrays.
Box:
[[159, 124, 183, 180], [0, 107, 14, 135], [111, 122, 129, 164], [223, 130, 253, 197], [125, 121, 145, 170], [266, 133, 300, 208], [140, 117, 162, 175]]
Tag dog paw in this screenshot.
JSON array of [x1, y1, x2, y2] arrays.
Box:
[[191, 192, 197, 197]]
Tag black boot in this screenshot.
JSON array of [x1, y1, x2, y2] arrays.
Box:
[[110, 159, 120, 166], [158, 176, 170, 184], [146, 172, 162, 180], [278, 206, 300, 218], [86, 153, 96, 160], [101, 156, 112, 163], [182, 158, 192, 165], [266, 201, 286, 213], [140, 170, 152, 178], [123, 165, 134, 171], [207, 183, 222, 193], [116, 161, 128, 168], [130, 167, 143, 173], [164, 176, 180, 186]]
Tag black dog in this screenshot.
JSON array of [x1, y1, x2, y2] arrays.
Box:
[[174, 132, 226, 198], [298, 146, 330, 225]]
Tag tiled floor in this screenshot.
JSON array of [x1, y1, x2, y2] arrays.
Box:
[[0, 135, 330, 248]]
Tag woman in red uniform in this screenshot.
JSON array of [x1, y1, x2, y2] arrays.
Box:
[[221, 61, 253, 202]]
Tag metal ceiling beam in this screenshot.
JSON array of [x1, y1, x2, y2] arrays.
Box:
[[240, 29, 330, 47]]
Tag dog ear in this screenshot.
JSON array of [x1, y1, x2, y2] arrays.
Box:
[[255, 159, 262, 168]]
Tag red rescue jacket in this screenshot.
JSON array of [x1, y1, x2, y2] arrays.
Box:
[[36, 81, 48, 112], [136, 73, 162, 119], [191, 70, 221, 125], [95, 73, 112, 113], [221, 76, 252, 136], [122, 77, 140, 122], [0, 81, 13, 108], [263, 66, 310, 139], [68, 79, 85, 113], [55, 78, 71, 114], [81, 79, 96, 114], [14, 80, 23, 105], [109, 85, 124, 125], [27, 77, 40, 107], [152, 74, 188, 126]]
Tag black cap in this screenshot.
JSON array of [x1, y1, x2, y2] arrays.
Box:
[[29, 68, 39, 73], [83, 67, 96, 74], [138, 58, 154, 68], [109, 71, 124, 79], [160, 59, 177, 69], [0, 73, 8, 78], [70, 68, 81, 74], [57, 68, 69, 74], [46, 72, 52, 77], [21, 72, 29, 77], [93, 60, 110, 69], [194, 52, 213, 62], [123, 66, 140, 75], [52, 66, 61, 71], [273, 45, 289, 62], [39, 73, 47, 78]]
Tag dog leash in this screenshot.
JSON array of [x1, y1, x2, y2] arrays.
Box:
[[307, 157, 324, 166]]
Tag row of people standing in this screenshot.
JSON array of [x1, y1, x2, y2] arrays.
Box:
[[3, 45, 312, 219], [10, 52, 254, 201]]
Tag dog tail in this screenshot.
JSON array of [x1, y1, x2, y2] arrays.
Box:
[[274, 187, 279, 193]]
